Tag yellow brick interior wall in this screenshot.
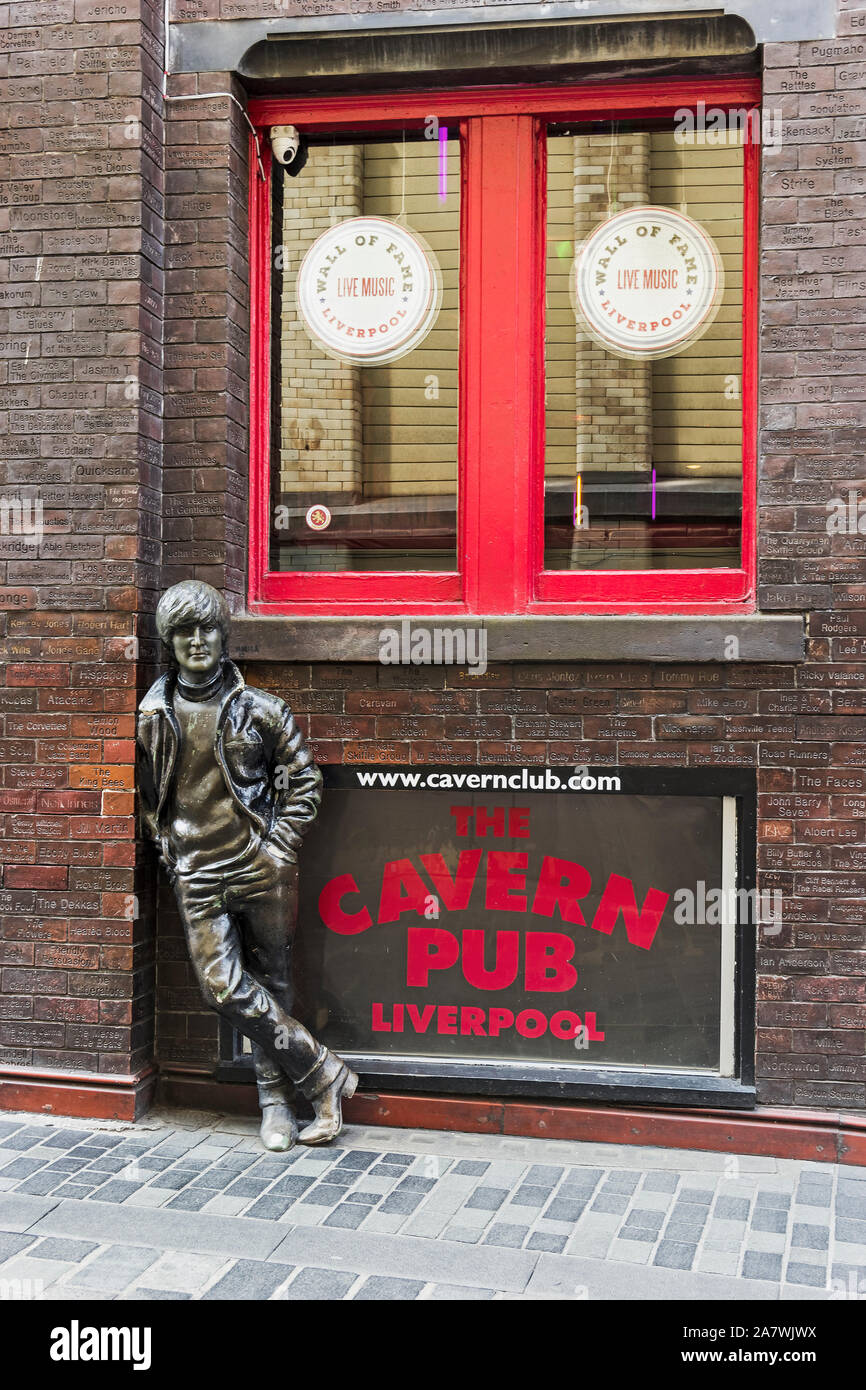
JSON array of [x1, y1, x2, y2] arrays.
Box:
[[278, 138, 459, 501], [545, 129, 743, 481], [279, 144, 363, 496], [650, 130, 743, 479]]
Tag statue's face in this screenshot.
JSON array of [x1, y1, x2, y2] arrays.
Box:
[[172, 622, 223, 682]]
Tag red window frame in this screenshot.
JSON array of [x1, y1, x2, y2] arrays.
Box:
[[248, 76, 761, 616]]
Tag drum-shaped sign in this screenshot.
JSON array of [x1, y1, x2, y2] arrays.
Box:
[[296, 216, 441, 366], [573, 206, 724, 360]]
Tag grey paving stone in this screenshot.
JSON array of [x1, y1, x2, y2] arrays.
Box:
[[148, 1170, 195, 1190], [525, 1165, 565, 1186], [379, 1191, 422, 1216], [29, 1198, 285, 1260], [751, 1207, 788, 1234], [837, 1193, 866, 1221], [190, 1171, 237, 1191], [755, 1191, 791, 1210], [1, 1158, 49, 1180], [269, 1223, 537, 1291], [396, 1176, 436, 1193], [341, 1191, 379, 1207], [301, 1184, 345, 1206], [86, 1181, 141, 1204], [526, 1232, 566, 1253], [223, 1177, 270, 1198], [714, 1196, 750, 1220], [742, 1251, 783, 1281], [641, 1172, 679, 1194], [791, 1222, 829, 1251], [69, 1245, 159, 1292], [382, 1153, 414, 1166], [335, 1151, 379, 1171], [45, 1158, 91, 1174], [653, 1242, 696, 1270], [283, 1267, 357, 1300], [444, 1226, 482, 1243], [452, 1160, 490, 1177], [165, 1191, 213, 1212], [545, 1199, 587, 1223], [353, 1275, 425, 1300], [465, 1187, 508, 1211], [482, 1224, 529, 1248], [0, 1232, 36, 1260], [39, 1130, 94, 1149], [203, 1258, 289, 1301], [834, 1218, 866, 1246], [679, 1188, 714, 1205], [1, 1130, 50, 1151], [0, 1193, 59, 1232], [245, 1196, 295, 1220], [785, 1262, 827, 1288], [136, 1156, 173, 1171], [509, 1185, 550, 1208], [53, 1183, 99, 1199], [623, 1209, 665, 1232], [271, 1175, 315, 1197], [794, 1186, 832, 1208], [12, 1175, 64, 1197], [617, 1228, 656, 1243], [590, 1194, 629, 1216], [600, 1171, 641, 1194], [85, 1157, 129, 1175], [323, 1205, 367, 1229]]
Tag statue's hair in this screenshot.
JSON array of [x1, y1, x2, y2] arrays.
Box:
[[155, 580, 230, 655]]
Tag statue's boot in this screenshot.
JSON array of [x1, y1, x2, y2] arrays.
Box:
[[259, 1100, 298, 1152], [296, 1048, 358, 1146]]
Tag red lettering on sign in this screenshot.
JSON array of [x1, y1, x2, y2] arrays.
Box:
[[591, 872, 669, 950], [484, 851, 528, 911], [462, 928, 519, 989], [524, 931, 577, 992], [406, 925, 460, 986], [318, 873, 373, 935], [419, 849, 481, 910], [531, 856, 591, 925], [378, 857, 430, 924]]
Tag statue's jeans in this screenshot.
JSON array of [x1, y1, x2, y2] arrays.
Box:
[[173, 841, 322, 1102]]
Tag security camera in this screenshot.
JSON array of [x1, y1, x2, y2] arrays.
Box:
[[270, 124, 308, 177]]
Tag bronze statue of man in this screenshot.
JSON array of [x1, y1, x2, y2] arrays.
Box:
[[136, 579, 357, 1151]]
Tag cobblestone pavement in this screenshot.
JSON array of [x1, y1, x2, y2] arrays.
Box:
[[0, 1108, 864, 1301]]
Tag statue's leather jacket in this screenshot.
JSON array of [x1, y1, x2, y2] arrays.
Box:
[[136, 659, 321, 869]]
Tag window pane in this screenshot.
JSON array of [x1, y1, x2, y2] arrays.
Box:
[[270, 130, 460, 572], [544, 121, 744, 572]]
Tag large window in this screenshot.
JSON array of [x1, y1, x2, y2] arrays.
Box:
[[249, 79, 759, 614]]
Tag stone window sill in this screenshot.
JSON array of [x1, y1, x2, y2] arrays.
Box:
[[230, 614, 806, 664]]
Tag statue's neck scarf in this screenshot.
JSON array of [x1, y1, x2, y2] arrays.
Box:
[[175, 660, 226, 703]]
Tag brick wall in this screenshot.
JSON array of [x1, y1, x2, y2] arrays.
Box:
[[0, 0, 164, 1102]]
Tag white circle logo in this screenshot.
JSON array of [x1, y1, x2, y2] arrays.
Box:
[[573, 206, 723, 360], [296, 216, 441, 365], [305, 504, 331, 531]]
